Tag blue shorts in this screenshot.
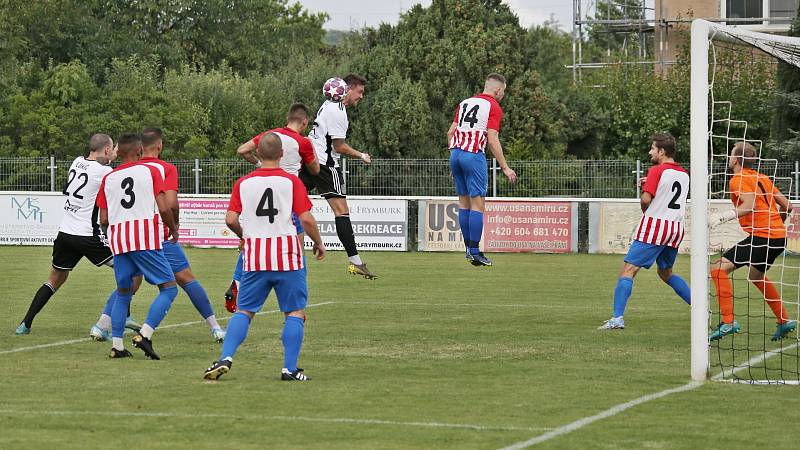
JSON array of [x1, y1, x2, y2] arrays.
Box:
[[450, 148, 488, 197], [233, 252, 244, 282], [113, 250, 175, 289], [237, 269, 307, 313], [624, 240, 678, 270], [162, 241, 191, 273]]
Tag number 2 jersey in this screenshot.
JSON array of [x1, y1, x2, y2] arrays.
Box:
[[633, 162, 690, 248], [96, 161, 166, 255], [449, 93, 503, 153], [59, 156, 112, 237], [228, 168, 312, 271]]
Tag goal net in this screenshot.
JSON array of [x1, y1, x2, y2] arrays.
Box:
[[691, 19, 800, 383]]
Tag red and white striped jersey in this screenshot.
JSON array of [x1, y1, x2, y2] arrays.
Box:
[[96, 161, 165, 255], [140, 156, 179, 241], [633, 162, 690, 248], [252, 127, 316, 176], [228, 168, 313, 271], [449, 93, 503, 153]]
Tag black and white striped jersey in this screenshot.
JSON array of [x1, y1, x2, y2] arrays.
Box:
[[59, 156, 111, 237]]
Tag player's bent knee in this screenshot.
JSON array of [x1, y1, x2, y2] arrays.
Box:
[[286, 310, 306, 321], [174, 268, 195, 286], [159, 280, 178, 290]]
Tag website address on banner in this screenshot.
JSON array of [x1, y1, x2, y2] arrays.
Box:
[[487, 240, 568, 250], [485, 204, 569, 213], [306, 241, 405, 249]]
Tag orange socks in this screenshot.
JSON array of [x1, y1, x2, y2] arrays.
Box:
[[711, 268, 734, 323], [752, 277, 788, 324]]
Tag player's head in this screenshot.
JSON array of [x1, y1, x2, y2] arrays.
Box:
[[256, 132, 283, 163], [141, 127, 163, 156], [648, 132, 676, 164], [116, 133, 143, 162], [343, 74, 366, 107], [88, 133, 114, 165], [730, 141, 758, 169], [286, 103, 310, 131], [483, 73, 507, 101]]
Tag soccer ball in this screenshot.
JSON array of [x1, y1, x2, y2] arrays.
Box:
[[322, 77, 348, 102]]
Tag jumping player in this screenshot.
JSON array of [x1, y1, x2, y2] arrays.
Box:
[[447, 73, 517, 267], [598, 133, 691, 330]]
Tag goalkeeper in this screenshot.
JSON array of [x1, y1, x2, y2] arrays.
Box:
[[709, 142, 796, 341]]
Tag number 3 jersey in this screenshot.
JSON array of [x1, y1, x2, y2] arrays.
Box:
[[228, 168, 313, 271], [449, 93, 503, 153], [634, 162, 690, 248], [96, 161, 166, 255], [59, 156, 112, 237]]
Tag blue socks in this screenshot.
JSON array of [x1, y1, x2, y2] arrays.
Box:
[[458, 208, 470, 249], [613, 277, 634, 318], [281, 316, 305, 372], [467, 210, 483, 255], [221, 312, 252, 360], [111, 291, 133, 338], [144, 285, 178, 329], [182, 280, 214, 319], [666, 275, 691, 305]]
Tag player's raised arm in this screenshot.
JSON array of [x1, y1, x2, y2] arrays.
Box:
[[237, 139, 260, 166]]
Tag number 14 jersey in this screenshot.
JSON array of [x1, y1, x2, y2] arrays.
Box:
[[634, 162, 690, 248], [228, 168, 313, 271]]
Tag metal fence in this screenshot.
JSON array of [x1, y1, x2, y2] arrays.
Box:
[[2, 157, 799, 199]]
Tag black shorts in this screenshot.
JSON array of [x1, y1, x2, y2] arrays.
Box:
[[52, 232, 113, 271], [722, 235, 786, 273], [300, 165, 346, 199]]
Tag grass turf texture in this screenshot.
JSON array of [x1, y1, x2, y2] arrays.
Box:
[[1, 247, 799, 449]]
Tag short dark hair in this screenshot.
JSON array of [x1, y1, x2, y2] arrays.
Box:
[[486, 73, 506, 84], [343, 73, 366, 87], [117, 133, 142, 154], [287, 103, 309, 123], [257, 132, 283, 161], [141, 127, 163, 147], [88, 134, 112, 153], [732, 141, 758, 168], [651, 132, 677, 158]]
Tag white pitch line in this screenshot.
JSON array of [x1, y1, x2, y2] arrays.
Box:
[[711, 341, 800, 381], [0, 301, 335, 355], [497, 381, 703, 450], [336, 301, 600, 309], [0, 409, 548, 432]]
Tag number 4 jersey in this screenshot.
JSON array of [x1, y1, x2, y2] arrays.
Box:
[[59, 156, 113, 237], [634, 162, 690, 248], [228, 168, 312, 271], [96, 161, 166, 254]]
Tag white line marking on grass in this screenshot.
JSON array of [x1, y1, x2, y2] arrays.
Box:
[[0, 302, 335, 355], [711, 341, 800, 382], [337, 301, 598, 309], [0, 409, 548, 432], [498, 381, 703, 449]]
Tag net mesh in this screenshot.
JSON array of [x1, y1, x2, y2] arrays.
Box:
[[706, 25, 800, 384]]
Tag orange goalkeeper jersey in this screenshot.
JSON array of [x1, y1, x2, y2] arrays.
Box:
[[729, 168, 786, 239]]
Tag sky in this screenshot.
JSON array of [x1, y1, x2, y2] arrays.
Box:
[[298, 0, 574, 31]]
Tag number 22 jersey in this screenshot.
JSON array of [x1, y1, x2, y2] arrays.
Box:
[[59, 156, 112, 237], [96, 161, 166, 254], [633, 162, 690, 248]]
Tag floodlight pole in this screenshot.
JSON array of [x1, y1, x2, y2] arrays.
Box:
[[690, 19, 711, 382]]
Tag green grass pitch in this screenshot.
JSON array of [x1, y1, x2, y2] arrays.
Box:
[[1, 247, 799, 449]]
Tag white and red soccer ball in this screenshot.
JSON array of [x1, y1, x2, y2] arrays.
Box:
[[322, 77, 348, 102]]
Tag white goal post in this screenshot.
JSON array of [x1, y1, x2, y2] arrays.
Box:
[[690, 19, 800, 382]]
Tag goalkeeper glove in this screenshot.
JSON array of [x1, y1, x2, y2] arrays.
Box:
[[709, 209, 738, 229]]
